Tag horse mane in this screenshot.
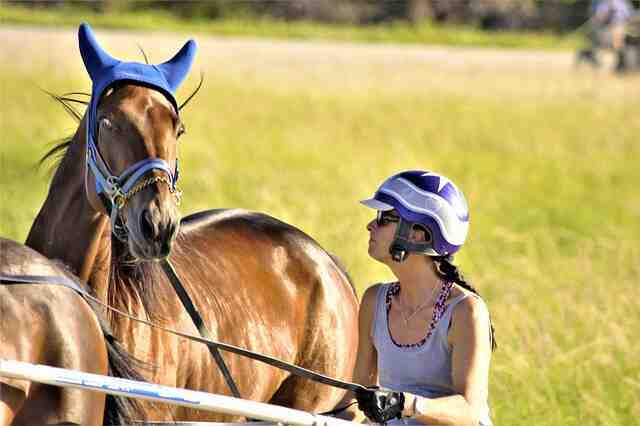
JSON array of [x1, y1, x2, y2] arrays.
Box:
[[107, 227, 217, 325], [108, 238, 170, 322]]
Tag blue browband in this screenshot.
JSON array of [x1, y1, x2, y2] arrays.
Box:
[[78, 23, 196, 239]]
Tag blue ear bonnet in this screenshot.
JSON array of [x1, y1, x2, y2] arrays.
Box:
[[79, 22, 196, 140], [78, 23, 196, 239]]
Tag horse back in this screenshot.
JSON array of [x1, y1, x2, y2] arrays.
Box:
[[179, 208, 357, 301], [178, 208, 358, 315]]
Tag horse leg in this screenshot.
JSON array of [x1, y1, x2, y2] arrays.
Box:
[[0, 384, 26, 426]]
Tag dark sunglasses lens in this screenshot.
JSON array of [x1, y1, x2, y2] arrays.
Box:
[[376, 211, 399, 226]]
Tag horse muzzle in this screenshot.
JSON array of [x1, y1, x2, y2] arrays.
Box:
[[124, 183, 181, 261]]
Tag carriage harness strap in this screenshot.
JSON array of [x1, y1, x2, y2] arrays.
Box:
[[159, 259, 242, 399], [0, 271, 366, 397]]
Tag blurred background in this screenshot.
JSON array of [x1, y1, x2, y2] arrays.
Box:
[[1, 1, 639, 426], [4, 0, 638, 30]]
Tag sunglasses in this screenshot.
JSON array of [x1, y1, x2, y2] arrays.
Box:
[[376, 210, 401, 226]]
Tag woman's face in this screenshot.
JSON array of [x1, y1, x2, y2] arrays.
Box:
[[366, 210, 400, 262]]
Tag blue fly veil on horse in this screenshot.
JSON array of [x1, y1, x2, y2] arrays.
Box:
[[78, 23, 196, 239]]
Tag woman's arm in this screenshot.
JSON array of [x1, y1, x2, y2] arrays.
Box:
[[334, 284, 380, 421], [408, 296, 493, 426]]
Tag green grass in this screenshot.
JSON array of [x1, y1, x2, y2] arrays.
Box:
[[1, 29, 639, 426], [0, 3, 583, 50]]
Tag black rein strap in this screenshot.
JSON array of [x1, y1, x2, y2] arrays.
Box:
[[0, 272, 366, 394], [159, 259, 242, 399]]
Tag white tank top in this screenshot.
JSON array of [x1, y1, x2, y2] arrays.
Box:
[[371, 283, 492, 426]]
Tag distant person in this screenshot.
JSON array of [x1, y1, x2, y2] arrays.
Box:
[[338, 170, 495, 425], [592, 0, 633, 51], [580, 0, 635, 70]]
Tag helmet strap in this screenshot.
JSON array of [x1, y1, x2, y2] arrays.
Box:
[[389, 219, 435, 262]]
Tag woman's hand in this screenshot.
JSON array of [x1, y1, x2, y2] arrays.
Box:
[[355, 387, 405, 423]]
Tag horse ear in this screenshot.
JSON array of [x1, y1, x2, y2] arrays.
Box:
[[78, 22, 118, 82], [156, 39, 197, 93]]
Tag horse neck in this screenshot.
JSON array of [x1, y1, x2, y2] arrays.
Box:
[[26, 118, 112, 301]]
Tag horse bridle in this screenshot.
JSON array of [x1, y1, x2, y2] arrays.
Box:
[[86, 106, 181, 242]]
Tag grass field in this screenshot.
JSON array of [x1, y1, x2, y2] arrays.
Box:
[[1, 26, 639, 425]]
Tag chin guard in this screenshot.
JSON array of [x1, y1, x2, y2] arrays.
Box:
[[389, 219, 435, 262]]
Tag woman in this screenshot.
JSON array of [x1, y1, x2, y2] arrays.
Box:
[[343, 170, 495, 425]]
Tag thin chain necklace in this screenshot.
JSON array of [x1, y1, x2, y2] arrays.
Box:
[[397, 282, 441, 326]]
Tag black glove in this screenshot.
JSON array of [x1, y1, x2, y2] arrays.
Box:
[[355, 387, 405, 423]]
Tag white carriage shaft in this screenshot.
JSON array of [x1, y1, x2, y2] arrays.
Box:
[[0, 359, 354, 426]]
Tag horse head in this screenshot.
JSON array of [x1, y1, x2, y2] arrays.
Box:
[[78, 23, 196, 260]]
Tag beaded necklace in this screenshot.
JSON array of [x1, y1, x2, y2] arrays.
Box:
[[386, 280, 454, 348]]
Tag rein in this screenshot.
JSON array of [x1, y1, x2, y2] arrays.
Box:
[[160, 259, 242, 399], [0, 272, 366, 394]]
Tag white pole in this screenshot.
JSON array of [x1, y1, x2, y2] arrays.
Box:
[[0, 359, 354, 426]]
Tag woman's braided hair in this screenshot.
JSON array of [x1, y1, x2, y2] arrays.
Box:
[[433, 255, 497, 351]]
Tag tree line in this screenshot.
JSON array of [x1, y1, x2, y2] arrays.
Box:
[[12, 0, 640, 32]]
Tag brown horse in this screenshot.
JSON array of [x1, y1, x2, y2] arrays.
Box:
[[25, 31, 359, 422], [0, 237, 144, 425]]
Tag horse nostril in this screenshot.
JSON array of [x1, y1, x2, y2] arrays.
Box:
[[140, 209, 157, 241]]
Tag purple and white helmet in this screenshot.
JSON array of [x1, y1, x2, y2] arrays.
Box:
[[361, 170, 470, 256]]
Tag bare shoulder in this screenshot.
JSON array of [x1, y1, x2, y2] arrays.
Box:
[[448, 292, 492, 351], [451, 290, 491, 329], [361, 283, 383, 304]]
